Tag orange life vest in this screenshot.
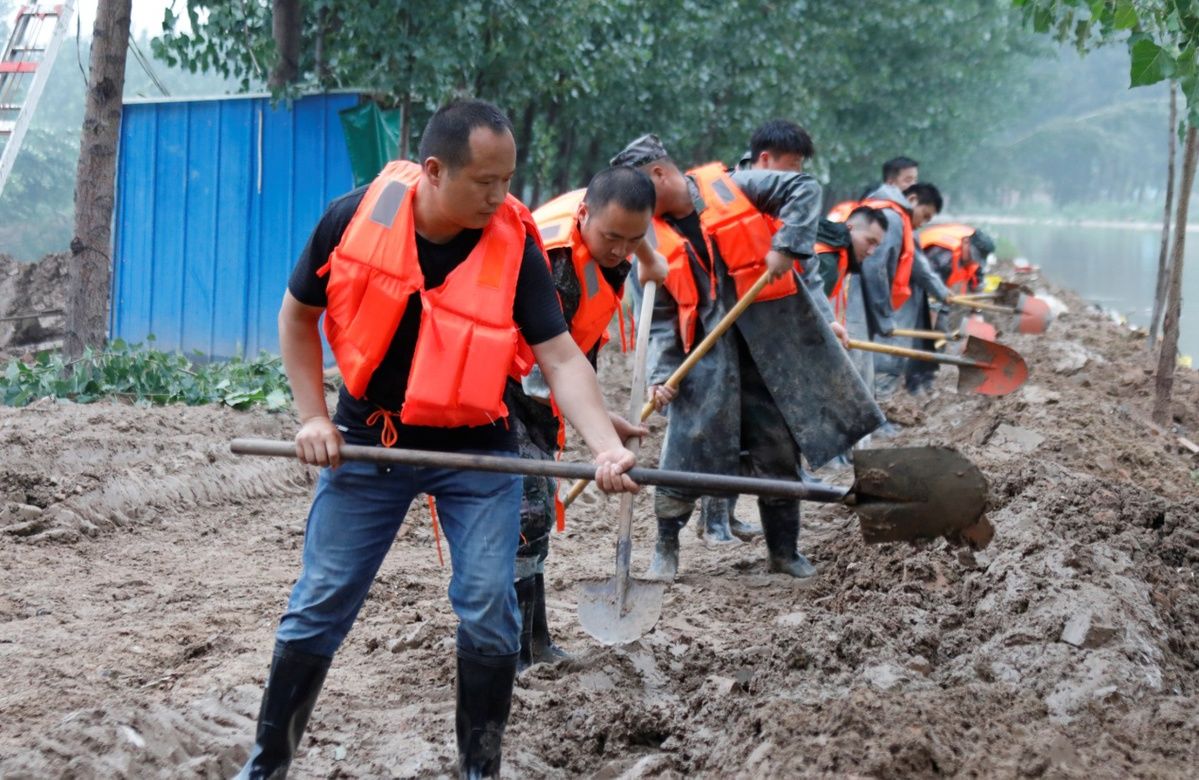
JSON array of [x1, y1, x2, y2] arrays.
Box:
[[652, 164, 803, 352], [647, 215, 702, 353], [832, 198, 914, 311], [826, 200, 858, 223], [319, 160, 540, 430], [533, 188, 625, 356], [919, 222, 979, 294], [690, 162, 798, 303], [814, 241, 850, 324]]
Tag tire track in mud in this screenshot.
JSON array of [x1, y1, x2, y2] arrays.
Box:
[[0, 686, 260, 778], [2, 457, 312, 543]]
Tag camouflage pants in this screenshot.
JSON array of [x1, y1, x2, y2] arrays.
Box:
[[655, 334, 802, 521], [512, 415, 556, 581]]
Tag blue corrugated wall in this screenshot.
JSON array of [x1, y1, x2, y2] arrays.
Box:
[[111, 92, 359, 358]]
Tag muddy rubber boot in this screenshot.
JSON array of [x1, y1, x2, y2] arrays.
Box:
[[760, 502, 817, 579], [456, 652, 517, 780], [728, 514, 764, 542], [646, 514, 689, 582], [515, 576, 537, 673], [235, 644, 331, 780], [698, 497, 739, 545], [529, 573, 570, 665]]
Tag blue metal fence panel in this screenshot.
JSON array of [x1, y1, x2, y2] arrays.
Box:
[[112, 92, 359, 358]]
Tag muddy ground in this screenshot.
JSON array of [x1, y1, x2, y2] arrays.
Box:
[[0, 253, 66, 360], [1, 271, 1197, 778]]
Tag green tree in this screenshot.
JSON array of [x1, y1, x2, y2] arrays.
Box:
[[1014, 0, 1199, 425], [152, 1, 1041, 204]]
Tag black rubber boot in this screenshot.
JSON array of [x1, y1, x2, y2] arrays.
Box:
[[456, 651, 517, 780], [729, 514, 764, 541], [698, 497, 739, 545], [646, 513, 690, 582], [235, 644, 331, 780], [529, 574, 570, 665], [515, 576, 537, 673], [760, 501, 817, 579]]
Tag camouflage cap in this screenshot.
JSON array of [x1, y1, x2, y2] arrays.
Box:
[[970, 229, 997, 259], [610, 133, 670, 168]]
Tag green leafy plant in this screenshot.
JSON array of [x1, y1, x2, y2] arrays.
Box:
[[0, 337, 293, 410]]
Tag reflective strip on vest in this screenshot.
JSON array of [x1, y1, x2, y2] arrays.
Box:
[[534, 188, 624, 357], [919, 222, 978, 293], [652, 216, 701, 353], [814, 241, 850, 325], [860, 197, 914, 311], [689, 162, 797, 302]]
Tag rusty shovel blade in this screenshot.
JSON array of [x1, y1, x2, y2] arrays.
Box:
[[1016, 293, 1053, 334], [956, 335, 1030, 396], [850, 446, 992, 548], [961, 314, 997, 342]]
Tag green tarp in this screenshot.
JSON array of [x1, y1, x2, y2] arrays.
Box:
[[338, 101, 402, 186]]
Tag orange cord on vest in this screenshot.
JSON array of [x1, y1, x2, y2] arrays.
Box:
[[365, 407, 401, 448], [425, 495, 446, 568]]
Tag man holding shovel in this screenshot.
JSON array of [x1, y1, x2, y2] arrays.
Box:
[[611, 134, 884, 582], [238, 99, 638, 780], [508, 166, 666, 670]]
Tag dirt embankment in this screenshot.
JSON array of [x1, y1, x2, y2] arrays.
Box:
[[0, 253, 66, 359], [0, 272, 1197, 778]]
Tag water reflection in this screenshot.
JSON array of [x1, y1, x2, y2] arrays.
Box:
[[962, 219, 1197, 360]]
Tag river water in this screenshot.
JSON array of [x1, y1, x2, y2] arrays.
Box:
[[957, 218, 1198, 361]]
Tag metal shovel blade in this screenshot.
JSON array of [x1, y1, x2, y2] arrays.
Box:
[[956, 335, 1029, 396], [1017, 294, 1053, 334], [578, 575, 668, 646], [962, 314, 997, 342], [850, 446, 992, 548], [994, 281, 1035, 308]]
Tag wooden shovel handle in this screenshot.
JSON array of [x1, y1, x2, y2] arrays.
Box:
[[947, 295, 1015, 315], [848, 339, 983, 369], [891, 327, 961, 341]]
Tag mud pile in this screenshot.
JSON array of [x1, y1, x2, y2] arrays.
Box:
[[1, 273, 1197, 777], [0, 252, 67, 357]]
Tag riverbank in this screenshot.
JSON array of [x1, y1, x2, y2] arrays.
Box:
[[0, 266, 1197, 777]]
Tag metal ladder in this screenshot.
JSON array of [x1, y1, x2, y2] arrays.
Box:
[[0, 0, 76, 200]]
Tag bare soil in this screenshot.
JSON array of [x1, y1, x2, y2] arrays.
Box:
[[1, 275, 1197, 778], [0, 253, 66, 359]]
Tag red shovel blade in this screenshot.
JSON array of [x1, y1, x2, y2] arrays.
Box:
[[957, 336, 1029, 396], [1017, 294, 1052, 335], [962, 315, 997, 342]]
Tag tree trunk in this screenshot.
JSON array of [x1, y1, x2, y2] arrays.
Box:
[[553, 125, 576, 193], [64, 0, 132, 359], [313, 5, 330, 87], [512, 101, 535, 201], [1150, 83, 1177, 349], [1152, 124, 1197, 426], [269, 0, 301, 89], [399, 91, 411, 160]]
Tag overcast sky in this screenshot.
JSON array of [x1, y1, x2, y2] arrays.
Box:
[[76, 0, 187, 38]]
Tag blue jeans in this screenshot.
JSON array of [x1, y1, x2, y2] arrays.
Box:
[[275, 453, 523, 660]]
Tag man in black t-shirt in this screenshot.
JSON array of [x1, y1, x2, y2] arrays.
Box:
[[236, 100, 637, 780]]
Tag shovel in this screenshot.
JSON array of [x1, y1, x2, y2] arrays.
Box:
[[561, 270, 775, 509], [892, 327, 963, 342], [849, 335, 1028, 396], [947, 293, 1052, 335], [576, 280, 666, 645], [229, 440, 992, 549], [962, 314, 998, 342]]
